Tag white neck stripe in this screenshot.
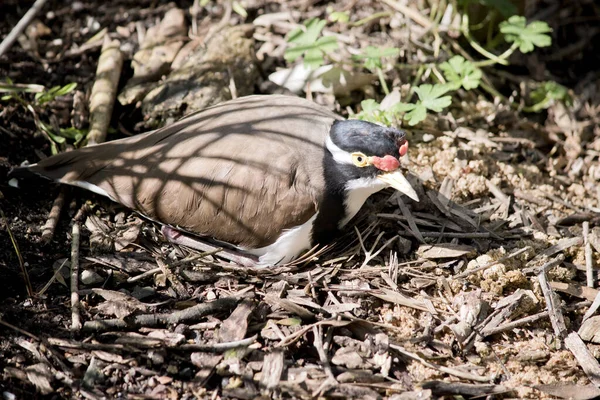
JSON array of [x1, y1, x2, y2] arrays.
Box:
[[325, 135, 353, 165]]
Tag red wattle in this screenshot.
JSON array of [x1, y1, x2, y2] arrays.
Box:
[[399, 141, 409, 157], [372, 155, 400, 172]]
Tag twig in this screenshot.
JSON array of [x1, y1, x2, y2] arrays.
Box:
[[126, 267, 161, 283], [396, 230, 491, 239], [312, 326, 338, 397], [584, 221, 594, 287], [0, 207, 33, 297], [70, 222, 82, 331], [537, 254, 567, 339], [177, 335, 258, 352], [397, 196, 425, 243], [0, 0, 49, 58], [484, 300, 590, 337], [41, 188, 66, 243], [390, 342, 492, 382], [86, 37, 123, 145], [82, 297, 239, 332], [564, 332, 600, 387], [312, 325, 336, 382], [380, 0, 432, 29], [156, 257, 188, 298], [583, 291, 600, 322]]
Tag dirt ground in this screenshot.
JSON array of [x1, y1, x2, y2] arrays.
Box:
[[1, 0, 600, 399]]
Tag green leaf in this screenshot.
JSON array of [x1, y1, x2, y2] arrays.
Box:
[[329, 11, 349, 23], [34, 82, 78, 105], [285, 18, 338, 69], [360, 99, 380, 113], [404, 105, 427, 126], [526, 81, 572, 112], [287, 18, 326, 45], [500, 16, 552, 53], [54, 82, 77, 96], [398, 84, 453, 126], [353, 46, 400, 71], [39, 121, 66, 144], [413, 84, 453, 111], [232, 1, 247, 18], [354, 99, 399, 125], [439, 55, 482, 90]]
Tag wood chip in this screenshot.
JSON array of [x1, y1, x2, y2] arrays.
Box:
[[417, 243, 476, 259]]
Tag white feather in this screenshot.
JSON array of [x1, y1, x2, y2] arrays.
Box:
[[325, 135, 353, 165], [340, 176, 388, 227], [246, 214, 317, 266], [69, 180, 116, 202]]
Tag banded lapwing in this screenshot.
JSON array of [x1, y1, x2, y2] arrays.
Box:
[[10, 95, 418, 266]]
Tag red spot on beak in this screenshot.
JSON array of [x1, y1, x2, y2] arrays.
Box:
[[399, 141, 409, 157], [371, 155, 400, 172]]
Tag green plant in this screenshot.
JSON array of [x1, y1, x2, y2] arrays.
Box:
[[524, 81, 572, 112], [282, 5, 556, 128], [285, 18, 339, 69], [397, 84, 453, 126], [439, 55, 482, 90], [354, 99, 402, 126], [1, 79, 84, 154], [499, 15, 552, 53], [353, 46, 400, 95]]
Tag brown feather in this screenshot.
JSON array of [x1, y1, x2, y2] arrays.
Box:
[[29, 95, 341, 248]]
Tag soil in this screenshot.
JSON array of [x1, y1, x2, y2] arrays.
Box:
[[1, 0, 600, 399]]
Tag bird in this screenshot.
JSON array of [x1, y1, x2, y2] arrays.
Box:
[[10, 95, 418, 267]]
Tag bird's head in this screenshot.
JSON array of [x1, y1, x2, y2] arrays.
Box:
[[325, 120, 419, 201]]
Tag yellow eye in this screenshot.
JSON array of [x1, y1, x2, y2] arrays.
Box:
[[351, 152, 370, 167]]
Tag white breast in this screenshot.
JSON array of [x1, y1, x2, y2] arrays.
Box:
[[340, 176, 388, 227], [246, 176, 388, 266]]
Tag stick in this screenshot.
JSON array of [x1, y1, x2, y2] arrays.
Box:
[[70, 222, 82, 331], [41, 187, 66, 243], [390, 343, 492, 382], [82, 297, 239, 332], [584, 221, 594, 287], [538, 255, 567, 339], [86, 37, 123, 145], [0, 0, 49, 58]]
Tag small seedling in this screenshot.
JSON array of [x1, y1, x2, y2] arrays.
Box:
[[285, 18, 339, 69], [397, 84, 453, 126], [439, 55, 482, 90], [327, 8, 349, 23], [353, 46, 400, 95], [499, 16, 552, 53], [354, 99, 403, 126], [232, 1, 247, 18], [1, 80, 80, 153], [525, 81, 571, 112]]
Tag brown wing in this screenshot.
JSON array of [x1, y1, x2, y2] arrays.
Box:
[[28, 95, 341, 248]]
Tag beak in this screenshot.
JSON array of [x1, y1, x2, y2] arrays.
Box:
[[377, 170, 419, 202]]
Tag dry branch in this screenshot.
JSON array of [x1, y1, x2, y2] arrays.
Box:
[[86, 37, 123, 145], [40, 188, 66, 243], [70, 222, 82, 331], [82, 297, 239, 332], [0, 0, 48, 57]]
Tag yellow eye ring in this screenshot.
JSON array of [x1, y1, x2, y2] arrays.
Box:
[[351, 152, 371, 167]]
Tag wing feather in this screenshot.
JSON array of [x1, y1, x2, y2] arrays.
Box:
[[27, 95, 340, 248]]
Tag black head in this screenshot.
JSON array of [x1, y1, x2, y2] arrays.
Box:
[[329, 120, 407, 159], [325, 120, 409, 182], [322, 119, 418, 201]]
